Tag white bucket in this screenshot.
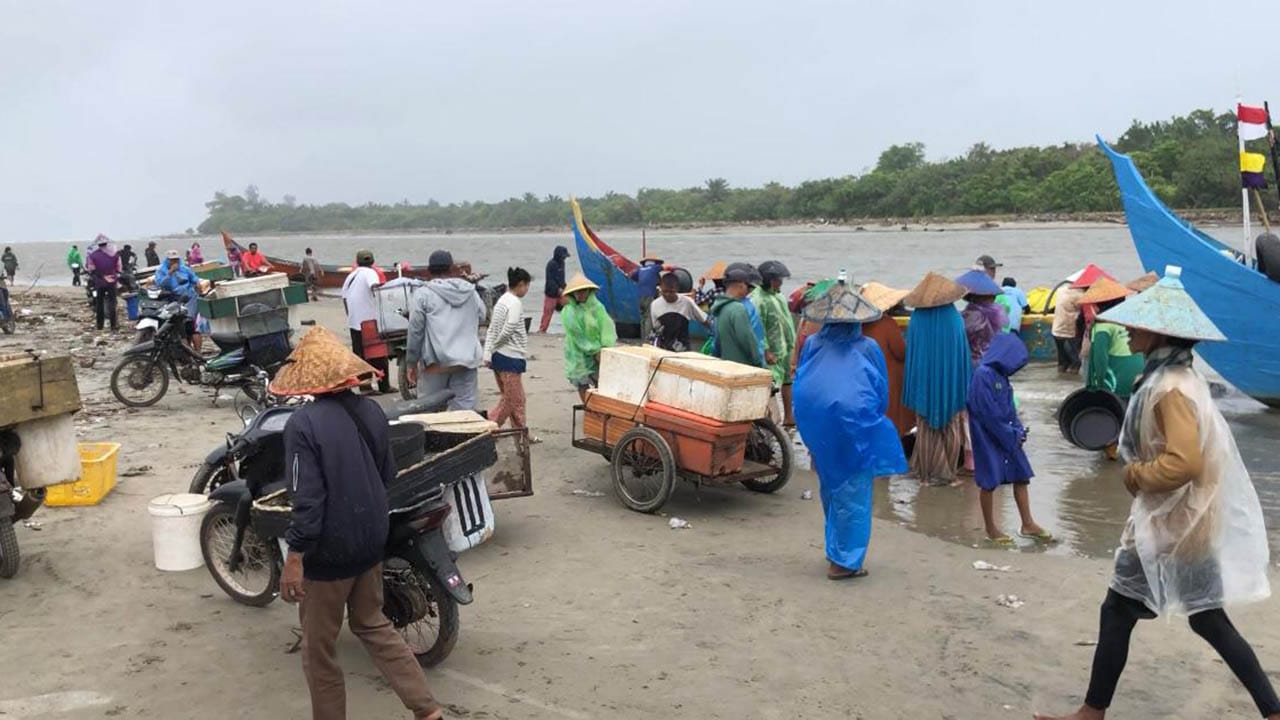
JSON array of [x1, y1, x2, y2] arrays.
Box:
[[148, 493, 213, 571]]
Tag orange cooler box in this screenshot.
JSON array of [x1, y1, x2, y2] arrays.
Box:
[[642, 402, 750, 477], [583, 392, 644, 447]]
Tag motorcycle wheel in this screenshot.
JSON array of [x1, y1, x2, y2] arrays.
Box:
[[188, 463, 232, 495], [110, 356, 170, 407], [384, 563, 460, 668], [199, 504, 280, 607], [0, 521, 19, 579]]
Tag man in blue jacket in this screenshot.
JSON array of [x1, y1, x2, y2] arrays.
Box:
[[274, 327, 442, 720], [539, 245, 570, 333]]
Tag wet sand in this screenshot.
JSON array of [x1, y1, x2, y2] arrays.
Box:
[[1, 287, 1279, 719]]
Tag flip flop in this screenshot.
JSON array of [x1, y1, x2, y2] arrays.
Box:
[[986, 535, 1016, 547], [1020, 529, 1056, 544], [827, 567, 869, 581]]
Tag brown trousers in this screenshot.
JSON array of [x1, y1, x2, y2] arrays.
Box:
[[299, 564, 439, 720]]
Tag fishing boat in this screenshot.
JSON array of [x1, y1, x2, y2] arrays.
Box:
[[1099, 138, 1280, 406], [218, 231, 441, 290]]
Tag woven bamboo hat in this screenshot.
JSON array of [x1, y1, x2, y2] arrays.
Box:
[[701, 261, 727, 282], [903, 272, 967, 309], [802, 282, 882, 324], [1080, 277, 1134, 306], [1096, 266, 1225, 342], [562, 273, 599, 296], [859, 281, 910, 312], [1125, 271, 1159, 293], [270, 326, 380, 396]]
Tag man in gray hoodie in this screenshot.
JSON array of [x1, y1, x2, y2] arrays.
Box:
[[406, 250, 487, 411]]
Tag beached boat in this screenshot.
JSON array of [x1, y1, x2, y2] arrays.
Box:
[[1099, 138, 1280, 406], [218, 232, 440, 289]]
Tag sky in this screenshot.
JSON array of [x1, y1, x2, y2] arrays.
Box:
[[0, 0, 1274, 242]]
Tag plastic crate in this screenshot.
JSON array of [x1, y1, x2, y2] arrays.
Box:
[[283, 283, 309, 305], [193, 265, 235, 282], [45, 443, 122, 507], [196, 295, 238, 319]]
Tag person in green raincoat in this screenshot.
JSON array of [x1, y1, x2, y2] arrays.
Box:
[[1081, 278, 1144, 400], [751, 260, 798, 425], [67, 245, 83, 287], [561, 273, 617, 402]]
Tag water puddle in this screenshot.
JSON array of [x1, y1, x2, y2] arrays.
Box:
[[792, 364, 1280, 558]]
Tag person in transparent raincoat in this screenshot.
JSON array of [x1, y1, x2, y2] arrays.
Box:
[[1037, 266, 1278, 720]]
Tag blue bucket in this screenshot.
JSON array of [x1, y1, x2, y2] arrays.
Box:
[[125, 294, 140, 321]]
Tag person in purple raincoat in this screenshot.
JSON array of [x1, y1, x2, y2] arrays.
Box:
[[966, 332, 1050, 546]]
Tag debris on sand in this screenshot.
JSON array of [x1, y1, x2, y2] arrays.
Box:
[[995, 594, 1024, 609], [570, 489, 605, 498], [668, 518, 692, 530], [972, 560, 1014, 572], [119, 465, 154, 478]]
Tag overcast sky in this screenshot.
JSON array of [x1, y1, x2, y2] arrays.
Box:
[[0, 0, 1273, 242]]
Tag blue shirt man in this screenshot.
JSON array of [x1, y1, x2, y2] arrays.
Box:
[[999, 277, 1029, 335]]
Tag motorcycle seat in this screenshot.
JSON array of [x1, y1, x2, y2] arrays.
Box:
[[209, 332, 247, 351]]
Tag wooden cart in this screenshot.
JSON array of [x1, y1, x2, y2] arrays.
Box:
[[570, 394, 792, 513]]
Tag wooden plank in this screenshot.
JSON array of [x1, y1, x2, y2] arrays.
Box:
[[0, 354, 81, 427]]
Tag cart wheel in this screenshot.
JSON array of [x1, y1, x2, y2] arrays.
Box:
[[611, 427, 676, 513], [741, 418, 793, 493]]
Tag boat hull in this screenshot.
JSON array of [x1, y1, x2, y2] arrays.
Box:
[[1101, 139, 1280, 407]]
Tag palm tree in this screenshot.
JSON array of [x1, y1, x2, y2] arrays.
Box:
[[705, 177, 730, 203]]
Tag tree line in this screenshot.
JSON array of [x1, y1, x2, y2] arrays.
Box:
[[197, 108, 1258, 234]]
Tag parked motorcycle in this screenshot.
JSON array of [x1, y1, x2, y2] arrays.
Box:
[[133, 287, 178, 344], [197, 390, 474, 667], [109, 302, 291, 408], [0, 429, 45, 579]]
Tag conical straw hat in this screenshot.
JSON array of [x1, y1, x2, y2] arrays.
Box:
[[1125, 271, 1159, 293], [902, 272, 967, 309], [562, 273, 599, 296], [270, 326, 380, 396], [802, 282, 882, 324], [1070, 263, 1116, 289], [859, 281, 910, 312], [701, 261, 727, 282], [1080, 277, 1134, 306], [1096, 266, 1225, 342]]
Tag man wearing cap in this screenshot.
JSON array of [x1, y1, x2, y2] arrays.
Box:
[[342, 250, 392, 394], [630, 257, 664, 342], [274, 327, 443, 720], [709, 265, 765, 367], [975, 254, 1002, 280], [154, 250, 201, 341], [85, 235, 121, 331], [406, 250, 487, 411]]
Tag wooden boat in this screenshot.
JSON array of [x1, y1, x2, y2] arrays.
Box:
[[218, 232, 444, 290], [1099, 138, 1280, 406]]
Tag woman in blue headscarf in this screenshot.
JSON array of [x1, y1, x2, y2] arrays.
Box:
[[901, 273, 973, 486], [794, 281, 907, 581]]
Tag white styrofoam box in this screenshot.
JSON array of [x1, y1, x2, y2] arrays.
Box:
[[443, 473, 494, 552], [14, 414, 81, 489], [374, 278, 423, 334], [646, 353, 773, 422], [595, 346, 673, 404], [209, 273, 290, 300]]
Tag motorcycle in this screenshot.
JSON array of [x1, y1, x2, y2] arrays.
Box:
[[197, 390, 473, 667], [109, 302, 292, 408], [133, 287, 178, 344], [0, 429, 46, 579]]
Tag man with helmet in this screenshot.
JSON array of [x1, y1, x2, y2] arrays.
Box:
[[751, 260, 798, 426]]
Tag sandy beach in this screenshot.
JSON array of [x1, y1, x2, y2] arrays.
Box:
[[1, 286, 1277, 719]]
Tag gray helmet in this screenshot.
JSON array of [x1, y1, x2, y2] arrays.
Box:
[[757, 260, 791, 285], [724, 262, 763, 287]]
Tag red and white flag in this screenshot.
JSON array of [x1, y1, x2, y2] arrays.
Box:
[[1239, 103, 1269, 141]]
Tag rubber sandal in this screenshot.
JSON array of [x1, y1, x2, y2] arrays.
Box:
[[1019, 529, 1055, 544], [986, 535, 1016, 547], [827, 567, 869, 581]]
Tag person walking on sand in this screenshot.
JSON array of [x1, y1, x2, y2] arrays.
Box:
[[301, 248, 325, 300], [484, 267, 537, 439], [271, 327, 444, 720], [118, 244, 137, 275], [967, 333, 1051, 546], [751, 260, 798, 426], [794, 280, 907, 580], [1036, 266, 1278, 720], [85, 235, 121, 331], [561, 273, 616, 402], [901, 272, 971, 486], [144, 241, 160, 268], [539, 245, 570, 333], [341, 250, 392, 395], [406, 250, 487, 411], [1, 247, 17, 285], [67, 244, 84, 286], [859, 281, 914, 444]]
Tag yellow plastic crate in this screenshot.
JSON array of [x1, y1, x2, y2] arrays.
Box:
[[45, 443, 122, 507]]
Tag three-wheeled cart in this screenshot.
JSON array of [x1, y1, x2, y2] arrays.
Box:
[[571, 393, 792, 513]]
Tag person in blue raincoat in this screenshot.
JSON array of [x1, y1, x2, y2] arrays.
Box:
[[794, 281, 907, 581], [967, 332, 1051, 546], [153, 250, 202, 342]]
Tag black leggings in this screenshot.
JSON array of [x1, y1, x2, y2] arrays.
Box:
[[1085, 589, 1280, 715]]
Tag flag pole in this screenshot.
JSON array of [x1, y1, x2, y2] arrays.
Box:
[[1240, 99, 1253, 261], [1265, 102, 1280, 207]]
